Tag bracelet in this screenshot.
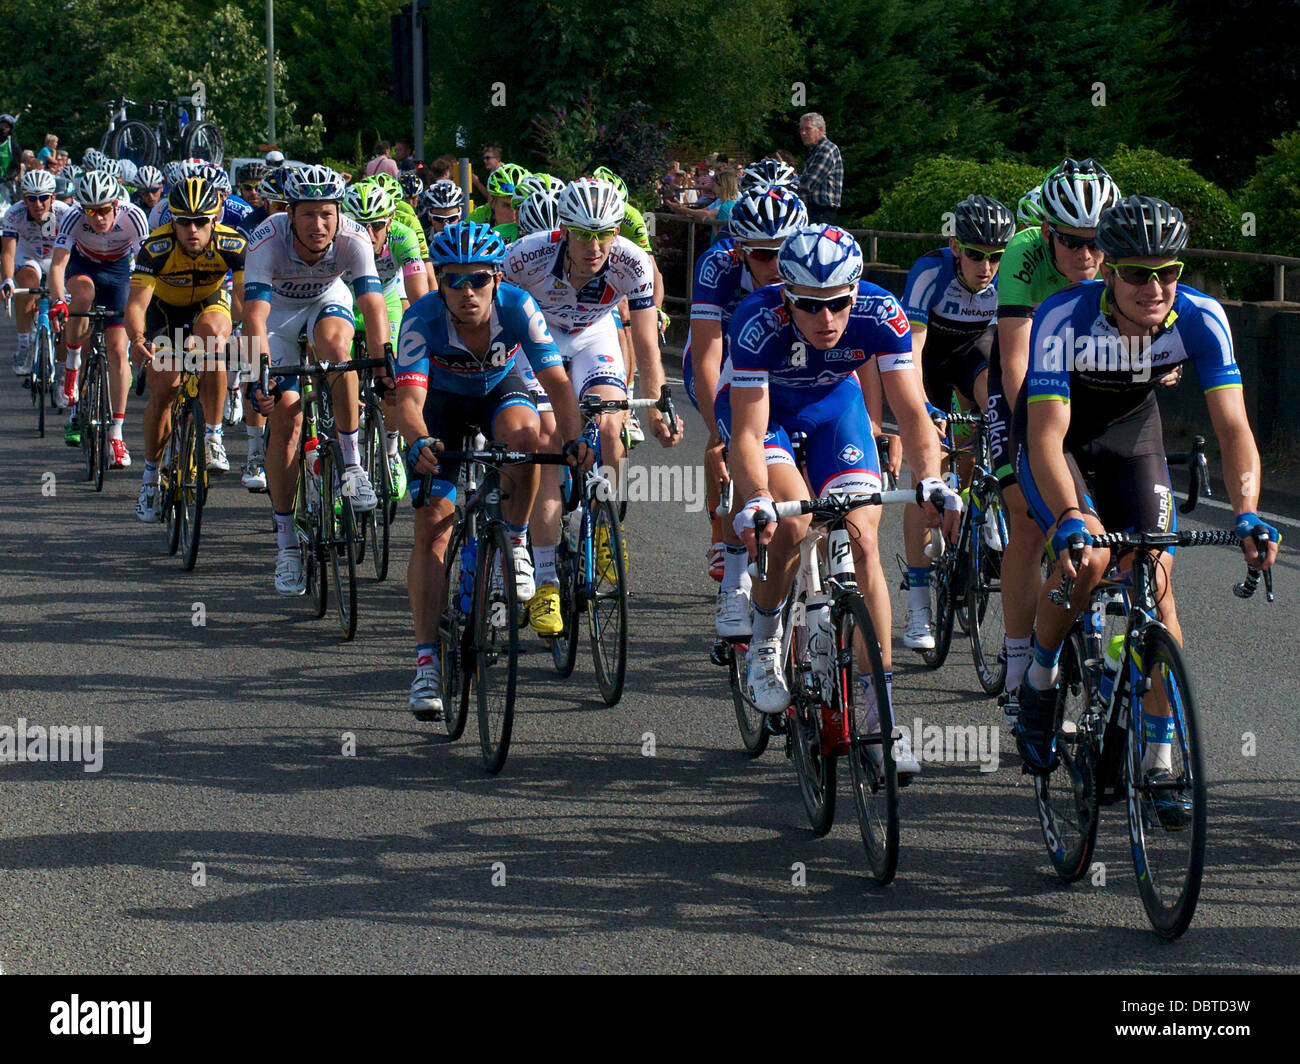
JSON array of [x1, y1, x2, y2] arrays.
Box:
[[1055, 506, 1083, 527]]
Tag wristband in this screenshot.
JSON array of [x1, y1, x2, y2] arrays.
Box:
[[1055, 505, 1083, 527]]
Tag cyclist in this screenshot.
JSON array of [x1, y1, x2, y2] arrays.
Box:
[[342, 179, 429, 498], [897, 194, 1014, 650], [48, 169, 150, 458], [468, 162, 529, 239], [390, 221, 590, 716], [514, 186, 560, 238], [243, 164, 390, 595], [2, 169, 73, 376], [1012, 196, 1279, 822], [417, 179, 465, 252], [993, 158, 1120, 714], [237, 162, 268, 209], [239, 167, 288, 238], [502, 177, 683, 633], [126, 176, 246, 519], [398, 171, 423, 212], [688, 184, 807, 632], [369, 172, 429, 260], [131, 166, 165, 214], [1017, 186, 1044, 230], [739, 157, 800, 192], [727, 224, 962, 778]]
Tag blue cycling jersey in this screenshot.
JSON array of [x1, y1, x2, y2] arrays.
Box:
[[690, 237, 757, 324], [156, 194, 253, 231], [396, 280, 563, 397], [902, 247, 998, 359], [726, 280, 913, 403]]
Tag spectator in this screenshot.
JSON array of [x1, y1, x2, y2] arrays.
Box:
[[772, 148, 798, 168], [473, 143, 502, 200], [394, 137, 418, 172], [38, 133, 58, 164], [19, 149, 37, 174], [51, 149, 69, 175], [666, 164, 739, 242], [798, 112, 843, 224], [427, 155, 455, 182], [0, 114, 21, 181], [364, 139, 400, 179]]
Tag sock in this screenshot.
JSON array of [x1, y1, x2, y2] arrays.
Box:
[[1005, 636, 1032, 693], [246, 423, 265, 457], [17, 333, 30, 357], [906, 565, 931, 612], [142, 461, 160, 486], [206, 423, 223, 438], [1141, 712, 1175, 772], [533, 543, 557, 586], [505, 522, 528, 548], [273, 511, 296, 551], [752, 599, 785, 644], [415, 642, 435, 669], [386, 430, 400, 458], [109, 414, 124, 442], [721, 543, 749, 591], [66, 345, 82, 372], [1026, 633, 1061, 690], [339, 428, 360, 467]]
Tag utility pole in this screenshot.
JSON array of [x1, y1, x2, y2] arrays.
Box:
[[266, 0, 276, 144], [411, 0, 424, 162]]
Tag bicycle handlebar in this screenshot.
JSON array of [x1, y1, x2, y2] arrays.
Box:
[[578, 386, 678, 438], [1166, 435, 1210, 514]]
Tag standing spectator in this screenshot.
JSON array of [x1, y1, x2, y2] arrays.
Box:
[[364, 139, 400, 179], [427, 155, 454, 182], [0, 114, 21, 181], [393, 138, 417, 172], [38, 133, 58, 165], [666, 165, 739, 243], [798, 112, 843, 224], [473, 143, 502, 200]]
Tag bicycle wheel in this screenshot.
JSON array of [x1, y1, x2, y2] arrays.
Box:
[[788, 605, 835, 836], [36, 328, 54, 438], [324, 445, 359, 640], [841, 592, 899, 884], [178, 399, 206, 571], [181, 120, 224, 167], [108, 121, 159, 168], [920, 548, 956, 669], [1126, 626, 1206, 939], [161, 436, 181, 555], [79, 359, 96, 482], [302, 456, 327, 619], [363, 404, 392, 581], [730, 642, 770, 757], [589, 499, 628, 706], [550, 532, 582, 676], [474, 523, 519, 774], [1032, 626, 1100, 883], [439, 521, 472, 741], [968, 478, 1009, 695]]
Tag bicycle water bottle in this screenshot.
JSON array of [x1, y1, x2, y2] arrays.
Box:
[[565, 507, 583, 552], [458, 539, 477, 614], [303, 436, 322, 504], [1097, 633, 1125, 705], [807, 601, 834, 701]]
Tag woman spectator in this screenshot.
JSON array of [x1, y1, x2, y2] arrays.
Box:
[[665, 164, 739, 242], [38, 133, 58, 165]]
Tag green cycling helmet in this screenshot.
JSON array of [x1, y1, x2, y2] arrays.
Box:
[[343, 182, 395, 224], [487, 162, 531, 200], [369, 172, 404, 202], [510, 172, 564, 210], [591, 166, 628, 203]]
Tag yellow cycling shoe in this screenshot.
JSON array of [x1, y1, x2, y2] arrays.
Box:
[[528, 584, 564, 637], [594, 523, 629, 586]]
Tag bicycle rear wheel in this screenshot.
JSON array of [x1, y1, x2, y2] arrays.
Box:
[[839, 592, 899, 883], [1126, 626, 1206, 939], [550, 533, 581, 676], [968, 478, 1008, 694], [362, 403, 392, 581], [162, 435, 181, 555], [178, 399, 206, 571], [589, 499, 628, 705], [324, 444, 359, 640], [107, 121, 159, 168], [730, 642, 770, 757], [920, 549, 956, 669], [439, 521, 472, 740], [181, 120, 224, 167], [1032, 626, 1100, 883], [475, 523, 518, 774]]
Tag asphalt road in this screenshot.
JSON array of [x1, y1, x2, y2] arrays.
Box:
[[0, 329, 1297, 974]]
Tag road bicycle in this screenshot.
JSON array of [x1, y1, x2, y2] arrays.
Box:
[[69, 307, 113, 491], [99, 91, 224, 169], [9, 284, 62, 437]]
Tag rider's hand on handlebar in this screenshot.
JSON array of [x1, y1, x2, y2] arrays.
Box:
[[734, 495, 778, 555], [248, 379, 280, 415], [650, 410, 684, 446], [562, 438, 595, 472], [917, 475, 963, 544], [405, 436, 443, 478], [1234, 512, 1280, 570], [49, 299, 68, 325], [1051, 518, 1095, 579], [0, 278, 14, 301]]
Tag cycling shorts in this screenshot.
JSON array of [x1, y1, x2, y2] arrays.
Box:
[[66, 248, 131, 328], [514, 349, 553, 414], [418, 362, 538, 502], [13, 246, 51, 280], [922, 323, 990, 411], [265, 277, 355, 393], [145, 288, 232, 341], [552, 315, 626, 396], [984, 353, 1016, 490]]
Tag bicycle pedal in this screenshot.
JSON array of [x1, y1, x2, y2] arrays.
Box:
[[709, 640, 733, 667]]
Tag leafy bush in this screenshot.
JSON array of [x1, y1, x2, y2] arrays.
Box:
[[1238, 124, 1300, 300]]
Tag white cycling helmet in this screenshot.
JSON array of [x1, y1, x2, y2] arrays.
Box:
[[20, 169, 57, 197], [75, 170, 122, 208], [283, 164, 346, 203], [728, 185, 807, 243], [264, 149, 285, 167], [777, 223, 864, 289], [516, 188, 561, 236], [136, 165, 164, 190], [163, 161, 185, 187], [419, 179, 464, 215], [115, 158, 139, 186], [557, 177, 625, 231], [1040, 157, 1121, 229]]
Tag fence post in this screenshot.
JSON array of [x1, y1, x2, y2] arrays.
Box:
[[685, 220, 696, 306], [1275, 263, 1286, 302], [869, 232, 878, 263]]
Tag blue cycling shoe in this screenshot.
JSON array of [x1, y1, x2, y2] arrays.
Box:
[[1014, 680, 1060, 774]]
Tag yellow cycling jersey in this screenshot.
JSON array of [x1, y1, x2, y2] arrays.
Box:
[[130, 223, 247, 307]]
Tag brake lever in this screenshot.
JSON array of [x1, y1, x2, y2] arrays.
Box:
[[1048, 543, 1084, 609]]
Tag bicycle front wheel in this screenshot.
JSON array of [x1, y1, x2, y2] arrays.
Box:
[[588, 499, 628, 706], [550, 533, 581, 676], [1127, 626, 1206, 939], [475, 523, 519, 774], [178, 399, 206, 571], [920, 550, 956, 669], [91, 355, 110, 491], [301, 458, 327, 619], [788, 601, 835, 835], [324, 446, 359, 640], [439, 521, 472, 741], [730, 642, 770, 758], [36, 329, 55, 437], [1032, 626, 1100, 883], [968, 477, 1008, 694]]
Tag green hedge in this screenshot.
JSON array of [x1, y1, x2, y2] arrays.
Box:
[[1238, 124, 1300, 300]]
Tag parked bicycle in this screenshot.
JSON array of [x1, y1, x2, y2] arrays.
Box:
[[99, 89, 224, 169]]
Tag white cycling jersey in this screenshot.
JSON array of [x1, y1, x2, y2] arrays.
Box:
[[2, 200, 73, 268], [243, 212, 381, 308], [54, 202, 150, 262], [502, 230, 654, 335]]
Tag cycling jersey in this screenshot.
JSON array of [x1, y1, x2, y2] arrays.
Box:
[[903, 247, 998, 343], [394, 200, 428, 258], [150, 193, 253, 233], [374, 218, 426, 296], [501, 230, 654, 334], [238, 206, 271, 238], [996, 228, 1065, 318], [2, 200, 72, 266], [55, 202, 150, 262], [494, 221, 519, 244], [726, 281, 913, 401], [395, 280, 562, 397], [131, 223, 247, 307], [243, 213, 381, 307], [621, 203, 652, 253], [682, 236, 757, 409]]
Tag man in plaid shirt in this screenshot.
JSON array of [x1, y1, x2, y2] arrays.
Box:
[[798, 113, 843, 224]]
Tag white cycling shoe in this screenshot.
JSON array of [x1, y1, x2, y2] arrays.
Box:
[[714, 585, 752, 639], [205, 436, 230, 475], [512, 544, 536, 602], [340, 464, 378, 512], [745, 638, 791, 714], [275, 546, 306, 596], [904, 607, 936, 650], [409, 665, 444, 721]]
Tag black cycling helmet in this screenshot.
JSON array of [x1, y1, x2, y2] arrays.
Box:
[[168, 176, 222, 218], [1096, 195, 1189, 258], [399, 171, 423, 198], [953, 194, 1016, 247]]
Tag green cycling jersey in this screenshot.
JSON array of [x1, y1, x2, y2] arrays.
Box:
[[393, 200, 427, 259], [996, 227, 1067, 317]]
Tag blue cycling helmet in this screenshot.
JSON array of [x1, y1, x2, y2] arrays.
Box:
[[729, 185, 808, 243], [429, 221, 507, 266], [777, 223, 864, 288]]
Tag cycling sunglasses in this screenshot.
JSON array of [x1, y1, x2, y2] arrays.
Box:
[[787, 293, 856, 314], [739, 245, 780, 262], [440, 270, 495, 290], [364, 219, 390, 233], [1049, 226, 1100, 252], [566, 226, 620, 242], [83, 204, 116, 217], [174, 215, 215, 228], [956, 241, 1005, 263], [24, 194, 52, 204], [427, 214, 458, 226], [1112, 260, 1184, 286]]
